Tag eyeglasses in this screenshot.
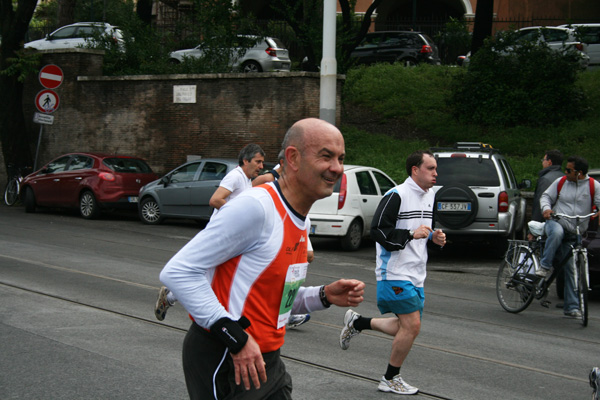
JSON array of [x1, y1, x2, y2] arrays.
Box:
[[565, 168, 578, 174], [541, 158, 548, 162]]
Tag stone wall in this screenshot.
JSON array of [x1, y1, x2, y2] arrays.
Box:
[[21, 49, 343, 176]]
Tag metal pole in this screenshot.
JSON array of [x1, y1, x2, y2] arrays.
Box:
[[34, 125, 43, 171], [319, 0, 337, 125]]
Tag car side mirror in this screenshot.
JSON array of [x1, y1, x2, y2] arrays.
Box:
[[160, 176, 170, 186], [519, 179, 531, 189]]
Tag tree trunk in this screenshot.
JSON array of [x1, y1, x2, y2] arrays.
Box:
[[57, 0, 77, 27], [471, 0, 494, 55]]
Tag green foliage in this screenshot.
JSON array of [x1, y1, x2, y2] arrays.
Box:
[[434, 17, 471, 65], [0, 49, 41, 82], [341, 63, 600, 189], [450, 30, 588, 127]]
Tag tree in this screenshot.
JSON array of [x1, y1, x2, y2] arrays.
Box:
[[269, 0, 382, 73], [470, 0, 493, 55], [0, 0, 39, 169]]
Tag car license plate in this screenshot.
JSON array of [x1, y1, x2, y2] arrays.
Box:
[[128, 196, 139, 203], [310, 225, 316, 235], [437, 202, 471, 212]]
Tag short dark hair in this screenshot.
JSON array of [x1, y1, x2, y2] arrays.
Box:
[[545, 149, 563, 166], [238, 144, 265, 166], [406, 150, 434, 177], [567, 155, 589, 174]]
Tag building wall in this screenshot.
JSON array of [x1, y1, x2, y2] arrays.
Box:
[[22, 49, 343, 176]]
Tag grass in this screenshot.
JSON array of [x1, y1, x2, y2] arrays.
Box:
[[340, 63, 600, 186]]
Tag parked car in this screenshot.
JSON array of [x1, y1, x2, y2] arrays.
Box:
[[308, 165, 397, 251], [20, 152, 158, 219], [350, 31, 441, 67], [24, 22, 124, 51], [431, 142, 531, 255], [559, 23, 600, 67], [138, 158, 239, 225], [169, 35, 291, 73], [457, 26, 589, 69]]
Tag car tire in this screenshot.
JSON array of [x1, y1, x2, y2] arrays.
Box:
[[24, 187, 36, 213], [139, 197, 163, 225], [434, 183, 479, 229], [340, 219, 363, 251], [242, 60, 262, 73], [80, 191, 100, 219]]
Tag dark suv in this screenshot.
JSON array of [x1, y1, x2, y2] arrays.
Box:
[[350, 31, 441, 66], [431, 143, 531, 255]]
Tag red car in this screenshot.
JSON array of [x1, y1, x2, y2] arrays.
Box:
[[20, 152, 158, 219]]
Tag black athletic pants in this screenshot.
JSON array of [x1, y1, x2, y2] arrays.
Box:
[[183, 322, 293, 400]]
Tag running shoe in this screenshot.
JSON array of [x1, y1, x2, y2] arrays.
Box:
[[564, 310, 582, 319], [535, 267, 553, 279], [287, 314, 311, 329], [154, 286, 171, 321], [378, 375, 419, 395], [590, 367, 599, 400], [339, 309, 361, 350]]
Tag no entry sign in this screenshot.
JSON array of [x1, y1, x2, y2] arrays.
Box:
[[39, 64, 64, 89], [35, 89, 60, 113]]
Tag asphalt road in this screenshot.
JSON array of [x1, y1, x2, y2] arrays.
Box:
[[1, 205, 599, 399]]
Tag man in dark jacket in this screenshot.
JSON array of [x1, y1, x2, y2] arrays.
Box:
[[531, 149, 563, 222]]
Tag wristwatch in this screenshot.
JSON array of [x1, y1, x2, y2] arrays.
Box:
[[409, 230, 415, 240]]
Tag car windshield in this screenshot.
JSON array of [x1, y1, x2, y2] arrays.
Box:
[[104, 158, 153, 173], [436, 158, 500, 186]]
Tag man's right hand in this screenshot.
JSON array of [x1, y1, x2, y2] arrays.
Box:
[[543, 209, 553, 220], [231, 334, 267, 390]]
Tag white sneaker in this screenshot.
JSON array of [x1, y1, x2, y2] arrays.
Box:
[[378, 375, 419, 395], [339, 309, 361, 350], [287, 314, 310, 329], [535, 267, 553, 278]]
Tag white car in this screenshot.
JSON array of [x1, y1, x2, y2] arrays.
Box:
[[169, 35, 291, 73], [24, 22, 124, 51], [308, 165, 397, 251], [559, 23, 600, 67]]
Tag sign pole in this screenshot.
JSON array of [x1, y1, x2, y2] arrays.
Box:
[[34, 125, 43, 171]]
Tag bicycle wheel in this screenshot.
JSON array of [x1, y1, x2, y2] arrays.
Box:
[[496, 245, 537, 313], [577, 252, 589, 327], [4, 178, 20, 206]]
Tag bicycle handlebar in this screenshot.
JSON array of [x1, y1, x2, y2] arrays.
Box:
[[551, 212, 596, 220]]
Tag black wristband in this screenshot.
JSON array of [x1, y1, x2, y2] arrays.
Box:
[[210, 316, 251, 354], [320, 285, 332, 308]]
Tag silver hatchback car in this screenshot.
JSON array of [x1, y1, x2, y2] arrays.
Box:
[[24, 22, 124, 51], [138, 158, 238, 224], [169, 35, 291, 73]]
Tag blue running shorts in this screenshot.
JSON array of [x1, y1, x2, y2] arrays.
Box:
[[377, 280, 424, 316]]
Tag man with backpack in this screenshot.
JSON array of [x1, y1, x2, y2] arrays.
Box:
[[537, 155, 600, 318]]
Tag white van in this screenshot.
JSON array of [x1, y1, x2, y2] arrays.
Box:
[[560, 24, 600, 67]]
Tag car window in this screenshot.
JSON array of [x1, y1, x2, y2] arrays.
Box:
[[499, 159, 518, 189], [67, 155, 93, 171], [357, 34, 383, 49], [199, 162, 229, 181], [578, 28, 600, 44], [542, 28, 569, 43], [51, 26, 77, 39], [515, 29, 539, 42], [45, 156, 71, 173], [170, 162, 201, 183], [104, 158, 153, 173], [436, 158, 500, 186], [355, 171, 378, 195], [372, 171, 396, 194]]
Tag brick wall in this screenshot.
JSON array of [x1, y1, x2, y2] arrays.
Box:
[[21, 49, 343, 176]]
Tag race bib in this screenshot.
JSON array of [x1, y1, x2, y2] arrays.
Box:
[[277, 262, 308, 329]]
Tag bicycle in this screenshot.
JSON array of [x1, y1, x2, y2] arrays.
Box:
[[496, 212, 596, 326], [3, 164, 31, 206]]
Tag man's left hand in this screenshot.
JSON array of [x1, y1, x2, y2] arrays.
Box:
[[324, 279, 365, 307]]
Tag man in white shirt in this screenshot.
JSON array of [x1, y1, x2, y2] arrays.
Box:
[[154, 144, 264, 321]]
